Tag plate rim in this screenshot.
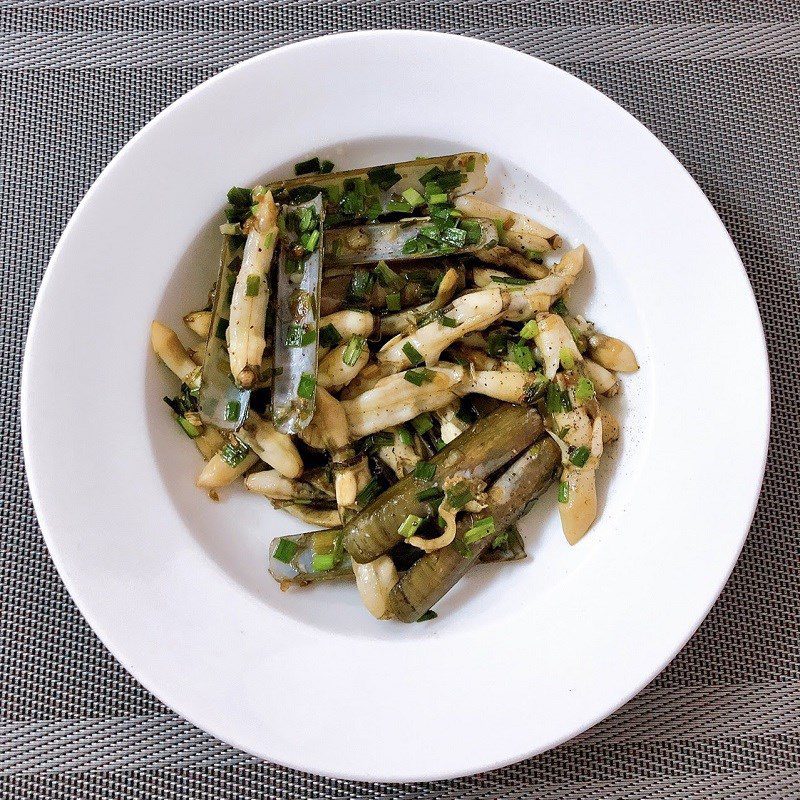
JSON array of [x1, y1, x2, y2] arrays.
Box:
[[21, 30, 771, 781]]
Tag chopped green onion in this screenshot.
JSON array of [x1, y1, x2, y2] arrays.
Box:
[[441, 226, 467, 248], [386, 292, 402, 312], [319, 323, 342, 349], [365, 431, 394, 450], [398, 514, 424, 538], [463, 516, 495, 544], [177, 416, 200, 438], [385, 200, 413, 214], [453, 538, 472, 559], [302, 229, 320, 252], [298, 206, 315, 232], [227, 186, 253, 206], [398, 426, 413, 446], [300, 328, 317, 347], [224, 400, 241, 422], [491, 275, 531, 286], [413, 461, 436, 481], [519, 319, 540, 340], [366, 164, 401, 190], [525, 249, 544, 262], [401, 187, 426, 207], [491, 531, 509, 549], [427, 193, 448, 205], [297, 373, 316, 400], [446, 481, 473, 510], [284, 256, 304, 275], [284, 324, 305, 348], [273, 538, 299, 564], [559, 347, 576, 370], [411, 413, 433, 434], [219, 439, 249, 468], [417, 486, 445, 503], [546, 381, 568, 414], [374, 260, 404, 290], [552, 298, 569, 316], [342, 335, 366, 366], [569, 446, 591, 467], [245, 274, 261, 297], [434, 438, 446, 451], [508, 342, 535, 372], [348, 269, 373, 300], [575, 377, 596, 402], [356, 477, 382, 507], [404, 368, 433, 386], [436, 170, 464, 191], [417, 609, 438, 621], [465, 155, 476, 172], [558, 481, 570, 503], [311, 553, 336, 572], [402, 341, 424, 366], [487, 330, 509, 357], [320, 159, 335, 174], [294, 156, 321, 175], [439, 316, 458, 328]]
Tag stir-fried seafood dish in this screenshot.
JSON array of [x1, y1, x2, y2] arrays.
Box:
[[151, 152, 638, 622]]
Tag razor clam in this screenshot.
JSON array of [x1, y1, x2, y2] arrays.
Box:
[[324, 218, 497, 265], [198, 235, 250, 430], [267, 152, 488, 225], [272, 194, 325, 434]]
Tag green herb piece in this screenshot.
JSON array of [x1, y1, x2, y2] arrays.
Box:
[[398, 426, 413, 446], [552, 297, 569, 316], [297, 373, 316, 400], [559, 347, 576, 370], [427, 193, 448, 205], [558, 481, 570, 503], [312, 553, 336, 572], [386, 292, 402, 312], [284, 256, 304, 275], [374, 260, 404, 290], [487, 330, 509, 357], [441, 225, 467, 248], [177, 416, 200, 438], [224, 400, 241, 422], [453, 537, 473, 559], [404, 368, 433, 386], [298, 206, 316, 232], [437, 315, 458, 328], [464, 516, 495, 544], [227, 186, 253, 206], [411, 413, 433, 435], [465, 155, 476, 172], [491, 531, 509, 549], [342, 335, 366, 366], [365, 431, 394, 451], [546, 381, 567, 414], [525, 249, 544, 262], [519, 319, 540, 340], [446, 481, 473, 510], [413, 461, 436, 481], [356, 477, 382, 507], [491, 275, 531, 286], [417, 486, 445, 503], [348, 269, 373, 300], [402, 187, 426, 208], [434, 437, 446, 451], [385, 199, 413, 214], [320, 159, 335, 174], [245, 275, 261, 297], [367, 164, 402, 190], [508, 342, 535, 372], [284, 324, 305, 348], [219, 439, 249, 468], [459, 219, 483, 245], [302, 229, 320, 252], [319, 323, 342, 349], [294, 156, 321, 175], [436, 170, 465, 191], [569, 446, 591, 467], [398, 514, 424, 538], [300, 327, 316, 346], [575, 377, 596, 402], [273, 538, 299, 564], [402, 341, 424, 366]]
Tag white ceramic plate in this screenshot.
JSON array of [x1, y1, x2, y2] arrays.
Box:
[[22, 32, 769, 781]]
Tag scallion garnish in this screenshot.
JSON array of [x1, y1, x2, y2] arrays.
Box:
[[245, 275, 260, 297], [386, 292, 402, 312], [311, 553, 336, 572], [366, 164, 402, 190], [319, 323, 342, 349], [404, 368, 433, 386], [519, 319, 540, 340], [552, 298, 569, 316], [464, 155, 476, 172], [284, 324, 305, 348], [374, 260, 404, 290], [227, 186, 253, 206], [219, 439, 249, 468], [575, 377, 595, 402], [411, 413, 433, 434], [224, 400, 241, 422], [398, 514, 424, 538], [508, 342, 535, 372], [569, 446, 591, 467], [402, 341, 424, 366], [446, 481, 473, 510], [300, 328, 316, 347], [463, 516, 495, 545], [348, 269, 373, 300], [385, 200, 413, 214], [273, 538, 299, 564], [491, 275, 531, 286], [177, 416, 200, 438], [294, 156, 322, 176], [398, 426, 413, 446], [401, 187, 426, 208], [356, 477, 382, 507], [416, 486, 445, 503], [487, 330, 509, 357], [439, 315, 458, 328], [441, 225, 467, 248], [427, 193, 448, 205], [558, 481, 570, 503], [559, 347, 576, 370], [302, 229, 320, 252], [342, 335, 366, 366], [297, 373, 316, 400], [320, 159, 335, 174], [413, 461, 436, 481], [546, 381, 567, 414]]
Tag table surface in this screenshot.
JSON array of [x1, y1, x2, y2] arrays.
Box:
[[2, 2, 799, 798]]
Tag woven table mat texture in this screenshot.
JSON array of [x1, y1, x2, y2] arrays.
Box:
[[2, 1, 799, 798]]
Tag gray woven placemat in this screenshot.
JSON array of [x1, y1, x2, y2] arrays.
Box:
[[2, 2, 799, 798]]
